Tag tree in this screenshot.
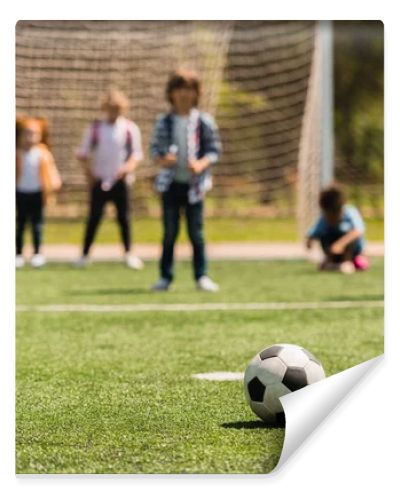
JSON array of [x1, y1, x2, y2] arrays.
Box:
[[334, 21, 384, 187]]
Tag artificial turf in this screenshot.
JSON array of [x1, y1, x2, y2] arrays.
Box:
[[16, 259, 384, 473]]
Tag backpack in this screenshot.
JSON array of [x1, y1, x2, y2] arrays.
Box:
[[90, 120, 133, 160]]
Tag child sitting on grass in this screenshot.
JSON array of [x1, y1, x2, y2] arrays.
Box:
[[16, 116, 62, 268], [306, 184, 369, 274]]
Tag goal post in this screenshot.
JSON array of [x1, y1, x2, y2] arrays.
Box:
[[319, 20, 334, 188], [297, 20, 334, 238]]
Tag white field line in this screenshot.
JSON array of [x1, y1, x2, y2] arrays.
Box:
[[192, 372, 244, 381], [16, 300, 384, 313]]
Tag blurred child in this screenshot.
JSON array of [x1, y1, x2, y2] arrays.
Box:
[[150, 69, 222, 291], [306, 184, 369, 273], [16, 116, 62, 268], [75, 90, 144, 269]]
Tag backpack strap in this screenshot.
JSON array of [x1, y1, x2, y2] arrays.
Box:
[[91, 119, 133, 160], [90, 120, 101, 150], [125, 126, 133, 159]]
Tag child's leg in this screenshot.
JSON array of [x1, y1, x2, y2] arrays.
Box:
[[345, 239, 365, 261], [319, 236, 358, 273], [160, 186, 181, 282], [16, 192, 28, 255], [112, 180, 131, 253], [29, 192, 44, 254], [317, 240, 338, 270], [342, 245, 354, 262], [82, 182, 106, 256], [318, 230, 347, 269], [185, 200, 206, 281], [319, 234, 337, 259]]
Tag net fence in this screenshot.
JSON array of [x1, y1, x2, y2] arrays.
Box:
[[16, 21, 382, 233]]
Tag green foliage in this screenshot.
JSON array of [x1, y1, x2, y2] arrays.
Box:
[[351, 100, 384, 179], [334, 21, 384, 182], [218, 81, 269, 112], [216, 81, 268, 176]]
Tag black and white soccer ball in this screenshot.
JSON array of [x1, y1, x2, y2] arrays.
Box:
[[244, 344, 325, 425]]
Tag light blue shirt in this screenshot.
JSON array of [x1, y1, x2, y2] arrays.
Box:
[[308, 205, 366, 240]]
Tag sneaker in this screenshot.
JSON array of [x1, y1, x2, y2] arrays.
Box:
[[339, 261, 356, 274], [353, 255, 369, 271], [74, 256, 89, 268], [16, 254, 25, 268], [151, 277, 171, 291], [31, 253, 46, 268], [197, 276, 220, 292], [125, 254, 144, 270]]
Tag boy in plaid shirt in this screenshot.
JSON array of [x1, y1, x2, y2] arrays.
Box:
[[150, 69, 222, 291]]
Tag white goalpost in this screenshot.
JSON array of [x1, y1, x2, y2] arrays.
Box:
[[297, 20, 334, 238]]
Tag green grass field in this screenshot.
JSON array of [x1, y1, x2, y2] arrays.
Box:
[[16, 259, 384, 474], [42, 216, 384, 244]]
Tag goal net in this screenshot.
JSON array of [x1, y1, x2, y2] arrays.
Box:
[[16, 20, 324, 236]]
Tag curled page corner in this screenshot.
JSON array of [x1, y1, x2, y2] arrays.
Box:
[[275, 355, 383, 471]]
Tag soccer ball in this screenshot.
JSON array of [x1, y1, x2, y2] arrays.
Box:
[[244, 344, 325, 425]]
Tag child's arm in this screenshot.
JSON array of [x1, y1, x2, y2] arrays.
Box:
[[150, 115, 177, 167], [189, 114, 222, 174], [76, 127, 95, 185], [188, 156, 211, 174], [305, 216, 324, 249], [44, 148, 62, 192], [115, 156, 139, 179], [330, 207, 365, 254], [116, 124, 144, 179], [155, 153, 178, 168], [305, 237, 314, 249], [330, 229, 362, 254]]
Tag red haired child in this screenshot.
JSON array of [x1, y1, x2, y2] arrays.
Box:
[[16, 117, 62, 268]]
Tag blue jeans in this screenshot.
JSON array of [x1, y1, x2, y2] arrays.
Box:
[[320, 227, 363, 262], [160, 182, 206, 282]]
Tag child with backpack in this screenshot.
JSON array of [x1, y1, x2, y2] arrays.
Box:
[[75, 90, 144, 269], [16, 116, 62, 268], [150, 69, 222, 291]]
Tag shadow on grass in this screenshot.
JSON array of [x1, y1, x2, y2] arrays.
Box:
[[222, 420, 285, 430], [326, 294, 383, 301], [67, 288, 152, 296]]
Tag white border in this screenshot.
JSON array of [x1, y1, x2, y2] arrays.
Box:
[[2, 2, 396, 499]]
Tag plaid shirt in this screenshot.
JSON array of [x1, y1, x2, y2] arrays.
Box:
[[150, 109, 222, 203]]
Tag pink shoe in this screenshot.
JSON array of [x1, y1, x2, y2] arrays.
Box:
[[353, 255, 369, 271]]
